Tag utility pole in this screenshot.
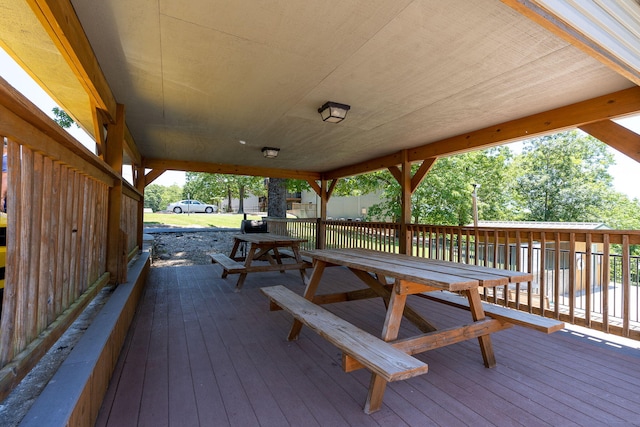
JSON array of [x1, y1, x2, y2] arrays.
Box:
[[472, 183, 480, 228]]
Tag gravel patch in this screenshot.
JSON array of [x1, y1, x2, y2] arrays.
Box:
[[150, 229, 239, 267]]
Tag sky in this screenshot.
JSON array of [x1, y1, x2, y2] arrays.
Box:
[[1, 47, 639, 197]]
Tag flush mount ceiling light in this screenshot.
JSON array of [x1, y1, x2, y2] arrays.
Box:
[[261, 147, 280, 158], [318, 101, 351, 123]]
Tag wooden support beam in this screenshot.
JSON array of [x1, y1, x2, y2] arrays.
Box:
[[91, 103, 107, 160], [399, 150, 411, 255], [306, 179, 321, 195], [324, 87, 640, 180], [124, 126, 141, 166], [408, 87, 640, 162], [411, 158, 436, 193], [106, 104, 125, 284], [317, 179, 330, 249], [325, 152, 403, 181], [389, 158, 437, 193], [579, 120, 640, 164], [135, 164, 145, 250], [387, 166, 401, 184], [144, 158, 321, 181], [26, 0, 117, 120], [144, 169, 166, 187], [326, 178, 338, 199]]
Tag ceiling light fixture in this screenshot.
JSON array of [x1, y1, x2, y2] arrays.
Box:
[[262, 147, 280, 158], [318, 101, 351, 123]]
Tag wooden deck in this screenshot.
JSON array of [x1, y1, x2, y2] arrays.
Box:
[[96, 264, 640, 426]]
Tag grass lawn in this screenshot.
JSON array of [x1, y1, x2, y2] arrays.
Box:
[[144, 212, 263, 229]]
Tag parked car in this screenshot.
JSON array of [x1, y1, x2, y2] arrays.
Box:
[[167, 200, 218, 214]]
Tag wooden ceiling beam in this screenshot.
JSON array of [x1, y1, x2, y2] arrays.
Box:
[[28, 0, 143, 169], [409, 87, 640, 162], [324, 87, 640, 180], [144, 158, 321, 181], [27, 0, 118, 120], [500, 0, 640, 86], [124, 126, 141, 166], [580, 120, 640, 164], [323, 152, 404, 181]]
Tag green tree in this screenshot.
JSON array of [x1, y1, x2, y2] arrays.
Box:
[[412, 147, 513, 225], [599, 192, 640, 230], [52, 107, 77, 128], [344, 147, 513, 225], [143, 184, 183, 212], [144, 184, 164, 212], [512, 131, 614, 222]]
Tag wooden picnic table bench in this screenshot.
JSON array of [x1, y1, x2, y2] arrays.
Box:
[[262, 286, 429, 384], [263, 248, 564, 414]]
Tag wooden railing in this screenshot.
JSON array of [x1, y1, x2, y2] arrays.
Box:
[[0, 77, 141, 400], [122, 185, 142, 260], [267, 218, 640, 340]]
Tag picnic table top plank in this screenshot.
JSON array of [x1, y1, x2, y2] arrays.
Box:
[[232, 233, 307, 245], [307, 249, 479, 291], [347, 248, 533, 284]]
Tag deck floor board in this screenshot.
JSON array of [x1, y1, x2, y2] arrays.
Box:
[[96, 264, 640, 427]]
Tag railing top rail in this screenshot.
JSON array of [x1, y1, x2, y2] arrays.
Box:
[[407, 224, 640, 245]]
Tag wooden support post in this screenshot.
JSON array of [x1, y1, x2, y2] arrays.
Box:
[[399, 150, 412, 255], [135, 163, 145, 251], [318, 179, 328, 249], [105, 104, 125, 284]]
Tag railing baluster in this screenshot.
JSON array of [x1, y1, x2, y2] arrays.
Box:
[[568, 233, 576, 324], [623, 234, 630, 337], [603, 234, 610, 333], [540, 232, 547, 318], [554, 232, 561, 320], [585, 233, 592, 328]]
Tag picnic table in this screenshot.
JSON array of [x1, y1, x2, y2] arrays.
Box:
[[209, 233, 310, 291], [262, 248, 564, 413]]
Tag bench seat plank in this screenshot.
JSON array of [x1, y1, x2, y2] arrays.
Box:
[[419, 291, 564, 334], [261, 285, 429, 382], [208, 252, 246, 273]]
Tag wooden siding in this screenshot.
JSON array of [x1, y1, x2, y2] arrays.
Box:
[[0, 76, 134, 401], [97, 265, 640, 426]]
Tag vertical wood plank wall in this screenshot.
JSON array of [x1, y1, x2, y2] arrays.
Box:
[[0, 77, 140, 400]]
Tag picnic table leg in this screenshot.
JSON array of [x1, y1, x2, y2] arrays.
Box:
[[350, 270, 438, 333], [465, 288, 497, 368], [225, 238, 242, 279], [291, 245, 308, 284], [271, 247, 286, 273], [235, 244, 256, 292], [365, 286, 407, 413], [287, 261, 326, 340]]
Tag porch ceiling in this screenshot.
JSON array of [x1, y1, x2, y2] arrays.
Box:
[[1, 0, 639, 178]]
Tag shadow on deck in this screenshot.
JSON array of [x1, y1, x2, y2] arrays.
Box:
[[96, 264, 640, 426]]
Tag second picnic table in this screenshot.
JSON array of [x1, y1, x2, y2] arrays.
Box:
[[209, 233, 310, 291]]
